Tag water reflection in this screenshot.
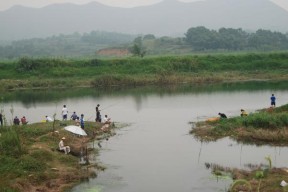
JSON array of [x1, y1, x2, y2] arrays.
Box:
[[1, 80, 288, 105], [1, 81, 288, 192]]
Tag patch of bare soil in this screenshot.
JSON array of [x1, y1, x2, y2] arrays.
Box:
[[97, 48, 130, 56]]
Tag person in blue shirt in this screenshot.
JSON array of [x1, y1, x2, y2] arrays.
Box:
[[270, 94, 276, 108], [80, 114, 85, 129], [70, 111, 78, 120]]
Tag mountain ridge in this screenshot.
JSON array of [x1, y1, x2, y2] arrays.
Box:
[[1, 0, 288, 41]]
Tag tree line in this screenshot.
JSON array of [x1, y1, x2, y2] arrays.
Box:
[[185, 26, 288, 51], [0, 31, 136, 59], [0, 27, 288, 59]]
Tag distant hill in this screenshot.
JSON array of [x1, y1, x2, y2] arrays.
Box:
[[1, 0, 288, 41]]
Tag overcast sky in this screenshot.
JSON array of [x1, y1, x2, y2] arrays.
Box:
[[0, 0, 288, 11]]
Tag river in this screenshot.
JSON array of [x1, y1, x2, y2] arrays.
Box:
[[1, 82, 288, 192]]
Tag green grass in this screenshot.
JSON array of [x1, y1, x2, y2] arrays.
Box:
[[191, 104, 288, 145], [0, 119, 108, 191], [1, 52, 288, 90]]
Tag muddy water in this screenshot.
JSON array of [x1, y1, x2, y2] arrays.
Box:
[[70, 85, 288, 192], [1, 82, 288, 191]]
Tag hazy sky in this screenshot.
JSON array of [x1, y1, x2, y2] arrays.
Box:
[[0, 0, 288, 11]]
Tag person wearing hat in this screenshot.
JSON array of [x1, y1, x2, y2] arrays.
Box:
[[59, 137, 70, 154]]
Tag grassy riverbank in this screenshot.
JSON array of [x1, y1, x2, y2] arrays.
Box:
[[190, 104, 288, 145], [1, 52, 288, 90], [0, 120, 123, 192], [190, 104, 288, 191]]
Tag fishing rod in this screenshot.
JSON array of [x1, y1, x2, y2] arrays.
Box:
[[100, 101, 122, 111]]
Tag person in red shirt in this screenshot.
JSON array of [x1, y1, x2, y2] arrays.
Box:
[[21, 116, 28, 125]]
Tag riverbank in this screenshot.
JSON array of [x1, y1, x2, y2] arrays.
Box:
[[190, 104, 288, 191], [0, 120, 125, 192], [1, 52, 288, 91], [190, 104, 288, 145]]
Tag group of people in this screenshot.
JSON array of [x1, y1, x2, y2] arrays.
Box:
[[57, 103, 113, 155], [218, 94, 276, 119], [13, 116, 28, 125], [0, 113, 28, 127]]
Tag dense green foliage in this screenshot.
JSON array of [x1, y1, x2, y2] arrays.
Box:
[[1, 27, 288, 59], [185, 26, 288, 51], [0, 31, 136, 59]]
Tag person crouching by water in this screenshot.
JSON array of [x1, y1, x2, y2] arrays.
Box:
[[21, 116, 28, 125], [13, 116, 20, 125], [70, 111, 78, 121], [75, 116, 80, 126], [45, 116, 53, 122], [59, 137, 70, 154], [101, 114, 111, 131], [218, 112, 227, 119], [241, 109, 248, 117]]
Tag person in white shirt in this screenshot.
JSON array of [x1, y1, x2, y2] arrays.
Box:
[[59, 137, 70, 154], [62, 105, 68, 121], [101, 114, 111, 131], [46, 116, 53, 122]]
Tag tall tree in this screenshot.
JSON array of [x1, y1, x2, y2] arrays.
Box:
[[185, 26, 219, 50]]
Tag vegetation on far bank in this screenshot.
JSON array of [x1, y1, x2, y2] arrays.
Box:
[[0, 120, 124, 192], [0, 52, 288, 91], [1, 27, 288, 59]]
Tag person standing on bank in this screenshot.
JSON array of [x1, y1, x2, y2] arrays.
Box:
[[0, 113, 3, 126], [96, 104, 101, 122], [270, 94, 276, 108], [62, 105, 68, 121], [80, 114, 85, 129]]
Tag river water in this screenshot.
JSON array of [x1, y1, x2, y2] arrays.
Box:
[[1, 82, 288, 192]]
